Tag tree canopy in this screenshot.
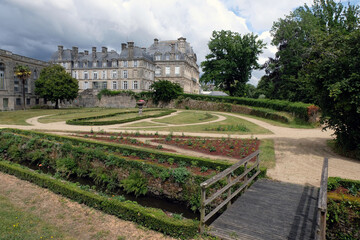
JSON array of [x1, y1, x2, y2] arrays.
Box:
[[35, 64, 78, 109], [150, 80, 183, 104], [200, 30, 265, 97], [14, 65, 31, 110]]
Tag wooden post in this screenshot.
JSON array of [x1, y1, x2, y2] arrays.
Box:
[[316, 158, 328, 240], [227, 174, 232, 208], [244, 162, 248, 190], [200, 186, 206, 233]]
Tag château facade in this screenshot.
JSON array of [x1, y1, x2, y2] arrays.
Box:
[[0, 49, 48, 110], [50, 37, 200, 94]]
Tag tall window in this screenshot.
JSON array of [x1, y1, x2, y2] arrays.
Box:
[[176, 54, 180, 60], [93, 61, 97, 67], [112, 81, 118, 89], [14, 76, 19, 92], [175, 66, 180, 75], [3, 98, 8, 108], [33, 69, 38, 79], [92, 82, 99, 89], [102, 82, 107, 89], [133, 60, 138, 67], [84, 81, 89, 89], [123, 70, 128, 79], [123, 81, 128, 90], [123, 61, 128, 67], [102, 71, 106, 79], [155, 55, 161, 61], [112, 61, 118, 67], [103, 61, 107, 67], [84, 71, 88, 80], [165, 55, 170, 60], [16, 98, 21, 106], [0, 63, 5, 89], [133, 81, 138, 90], [165, 66, 170, 75], [112, 70, 117, 79], [72, 71, 78, 79], [155, 67, 161, 76], [93, 72, 98, 80]]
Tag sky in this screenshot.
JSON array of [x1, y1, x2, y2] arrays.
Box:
[[0, 0, 358, 86]]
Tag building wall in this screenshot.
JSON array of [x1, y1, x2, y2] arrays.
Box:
[[0, 49, 48, 111]]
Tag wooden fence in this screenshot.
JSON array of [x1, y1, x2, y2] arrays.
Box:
[[199, 150, 260, 233], [316, 158, 328, 240]]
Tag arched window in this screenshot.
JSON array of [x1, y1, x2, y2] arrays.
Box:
[[0, 63, 5, 89]]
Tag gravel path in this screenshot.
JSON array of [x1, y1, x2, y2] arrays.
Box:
[[1, 111, 359, 187]]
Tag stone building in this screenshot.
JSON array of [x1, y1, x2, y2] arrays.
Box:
[[50, 37, 199, 94], [0, 49, 48, 111]]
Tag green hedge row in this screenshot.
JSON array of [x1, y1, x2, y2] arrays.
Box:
[[0, 160, 198, 239], [182, 93, 313, 121], [328, 177, 360, 191], [66, 109, 176, 126]]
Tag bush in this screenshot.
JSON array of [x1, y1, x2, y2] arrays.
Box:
[[121, 171, 148, 197], [172, 167, 190, 184], [151, 80, 183, 104]]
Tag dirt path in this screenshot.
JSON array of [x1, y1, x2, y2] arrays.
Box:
[[1, 111, 360, 187], [0, 172, 174, 240]]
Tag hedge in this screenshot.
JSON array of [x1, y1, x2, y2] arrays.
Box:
[[66, 109, 176, 126], [182, 93, 313, 121], [0, 160, 198, 239], [328, 177, 360, 191]]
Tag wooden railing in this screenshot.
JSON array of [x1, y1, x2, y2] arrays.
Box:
[[316, 158, 328, 240], [199, 150, 260, 233]]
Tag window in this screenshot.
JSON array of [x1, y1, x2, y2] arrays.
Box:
[[165, 55, 170, 60], [33, 70, 38, 80], [3, 98, 8, 108], [112, 61, 118, 67], [155, 55, 161, 61], [26, 98, 31, 105], [84, 62, 88, 68], [102, 71, 106, 79], [84, 71, 88, 80], [93, 72, 98, 80], [112, 81, 118, 89], [176, 54, 180, 60], [16, 98, 21, 106], [102, 82, 107, 89], [165, 66, 170, 75], [123, 81, 128, 90], [103, 61, 107, 67], [0, 63, 4, 89], [75, 62, 79, 68], [92, 82, 99, 89], [175, 66, 180, 75], [123, 61, 128, 67], [133, 60, 138, 67], [133, 81, 138, 89], [72, 71, 78, 79], [123, 70, 128, 79], [84, 81, 89, 89], [112, 70, 117, 79], [35, 98, 39, 105], [93, 61, 97, 67], [155, 67, 161, 76], [14, 76, 19, 92]]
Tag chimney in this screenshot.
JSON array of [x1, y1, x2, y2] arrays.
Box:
[[154, 38, 159, 45], [92, 47, 96, 59], [102, 47, 107, 54], [127, 42, 134, 58], [121, 43, 127, 50], [72, 46, 78, 59], [178, 37, 186, 53], [58, 45, 63, 60], [84, 50, 89, 55], [141, 47, 146, 51]]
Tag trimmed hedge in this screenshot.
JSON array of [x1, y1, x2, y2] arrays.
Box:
[[66, 109, 176, 126], [328, 177, 360, 191], [182, 93, 313, 121], [0, 160, 198, 239]]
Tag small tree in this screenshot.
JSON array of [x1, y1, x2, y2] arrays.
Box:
[[35, 64, 78, 109], [150, 80, 183, 104], [14, 65, 31, 110]]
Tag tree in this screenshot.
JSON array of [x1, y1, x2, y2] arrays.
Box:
[[200, 30, 265, 97], [35, 64, 78, 109], [150, 80, 183, 104], [14, 65, 31, 110]]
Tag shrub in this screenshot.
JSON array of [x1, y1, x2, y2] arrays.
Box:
[[121, 171, 148, 197], [172, 167, 190, 184], [150, 80, 183, 104]]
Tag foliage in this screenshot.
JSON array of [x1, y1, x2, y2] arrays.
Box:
[[14, 65, 32, 110], [35, 64, 78, 109], [172, 167, 190, 184], [150, 80, 183, 104], [121, 171, 148, 197], [200, 30, 265, 96], [0, 160, 199, 239]]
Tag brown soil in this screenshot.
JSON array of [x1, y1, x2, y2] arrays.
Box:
[[0, 171, 175, 240]]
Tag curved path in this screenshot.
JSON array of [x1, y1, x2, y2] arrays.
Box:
[[1, 110, 359, 187]]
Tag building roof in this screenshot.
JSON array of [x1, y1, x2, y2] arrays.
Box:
[[119, 47, 153, 62]]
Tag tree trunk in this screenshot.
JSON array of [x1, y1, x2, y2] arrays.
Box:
[[55, 99, 59, 109], [22, 78, 26, 110]]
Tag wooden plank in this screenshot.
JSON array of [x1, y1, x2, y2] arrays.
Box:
[[318, 158, 328, 211], [200, 150, 259, 188]]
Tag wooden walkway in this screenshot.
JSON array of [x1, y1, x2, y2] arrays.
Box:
[[209, 179, 319, 240]]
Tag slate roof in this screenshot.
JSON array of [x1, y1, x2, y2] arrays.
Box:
[[119, 47, 153, 61], [50, 49, 120, 62]]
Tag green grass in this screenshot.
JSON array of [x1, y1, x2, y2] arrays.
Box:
[[120, 111, 272, 135], [91, 110, 165, 122], [259, 139, 276, 169], [0, 195, 71, 240], [152, 111, 218, 125], [121, 121, 166, 127]]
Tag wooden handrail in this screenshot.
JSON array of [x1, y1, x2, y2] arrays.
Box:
[[199, 150, 260, 233], [316, 158, 328, 240]]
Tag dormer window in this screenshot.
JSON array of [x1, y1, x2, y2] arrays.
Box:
[[112, 60, 118, 67], [155, 55, 161, 61], [123, 61, 128, 67], [103, 61, 107, 67], [165, 54, 170, 60], [176, 54, 180, 60]]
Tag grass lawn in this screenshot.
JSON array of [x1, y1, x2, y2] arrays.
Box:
[[120, 111, 272, 135], [0, 195, 72, 240], [259, 139, 276, 169], [152, 111, 218, 125], [90, 110, 165, 122]]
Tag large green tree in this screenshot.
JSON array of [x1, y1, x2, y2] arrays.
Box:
[[35, 64, 78, 109], [150, 80, 183, 104], [200, 30, 265, 97], [14, 65, 31, 110]]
